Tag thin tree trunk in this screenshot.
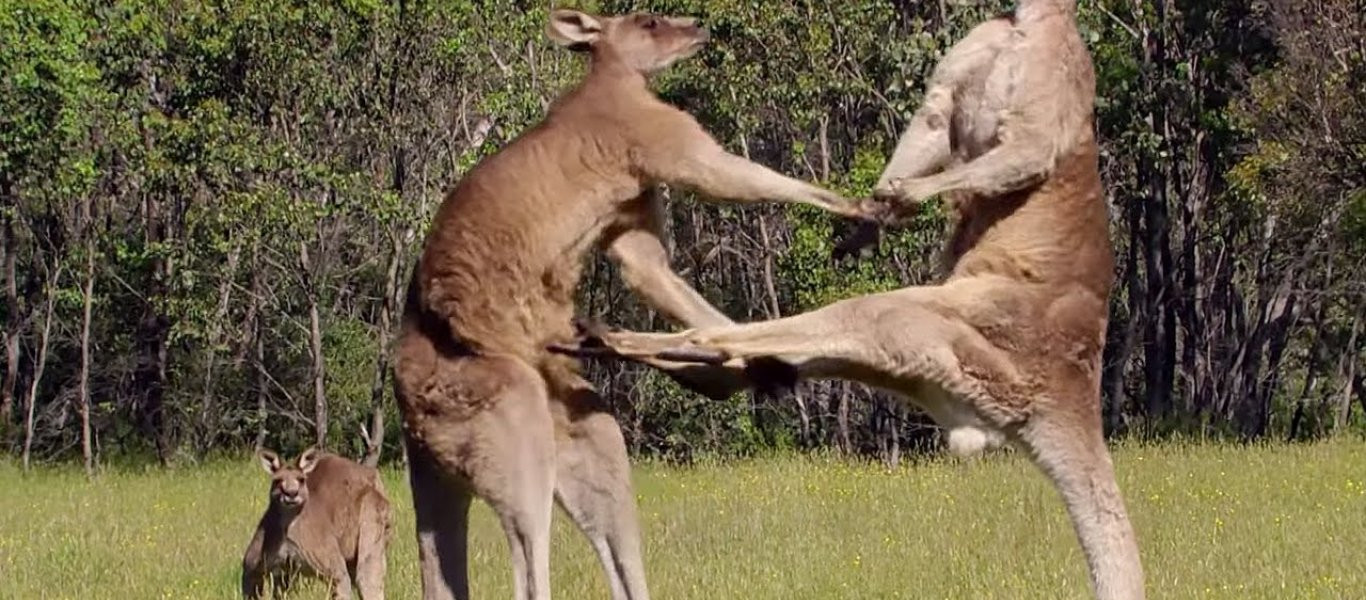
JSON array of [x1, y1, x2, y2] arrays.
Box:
[[1334, 310, 1362, 432], [1103, 254, 1140, 432], [1287, 261, 1332, 440], [364, 232, 403, 467], [134, 242, 171, 464], [135, 103, 172, 464], [300, 240, 328, 448], [837, 382, 852, 453], [757, 215, 810, 442], [241, 244, 269, 451], [197, 242, 241, 452], [888, 402, 901, 466], [1287, 327, 1324, 441], [1256, 317, 1295, 436], [22, 271, 58, 471], [1234, 203, 1343, 436], [1356, 371, 1366, 427], [254, 321, 268, 451], [1176, 130, 1208, 418], [79, 244, 96, 477], [1, 212, 19, 437], [308, 292, 326, 448], [1136, 0, 1177, 420], [817, 115, 831, 181]]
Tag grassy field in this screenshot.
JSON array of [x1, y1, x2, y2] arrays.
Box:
[[1, 440, 1363, 599]]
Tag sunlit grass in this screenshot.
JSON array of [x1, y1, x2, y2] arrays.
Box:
[[1, 439, 1362, 599]]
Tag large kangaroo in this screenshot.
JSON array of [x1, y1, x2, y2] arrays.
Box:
[[392, 10, 867, 600], [554, 1, 1146, 598]]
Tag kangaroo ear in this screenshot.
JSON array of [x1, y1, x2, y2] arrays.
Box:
[[547, 9, 602, 50], [257, 449, 282, 475], [297, 447, 321, 474]]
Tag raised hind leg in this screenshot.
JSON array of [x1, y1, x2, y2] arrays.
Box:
[[620, 291, 1144, 599], [543, 363, 650, 600], [583, 286, 977, 384], [567, 283, 1146, 599]]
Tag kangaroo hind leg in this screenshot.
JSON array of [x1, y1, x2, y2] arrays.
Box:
[[354, 491, 390, 600], [1015, 405, 1145, 600], [545, 366, 651, 600], [401, 354, 555, 600]]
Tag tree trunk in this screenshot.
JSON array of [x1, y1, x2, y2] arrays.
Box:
[[300, 240, 328, 448], [79, 247, 96, 477], [22, 272, 58, 471], [364, 232, 403, 467], [836, 382, 852, 453], [361, 115, 411, 466], [757, 215, 810, 442], [1138, 0, 1177, 421], [1287, 323, 1324, 441], [1334, 309, 1362, 432], [1356, 371, 1366, 427], [1103, 253, 1141, 432], [308, 290, 327, 448], [254, 320, 268, 451], [241, 244, 269, 451], [197, 242, 241, 452], [875, 399, 901, 467], [134, 92, 173, 464], [1, 211, 19, 438], [888, 402, 901, 466], [1233, 203, 1343, 436], [134, 221, 171, 463], [1287, 260, 1333, 440]]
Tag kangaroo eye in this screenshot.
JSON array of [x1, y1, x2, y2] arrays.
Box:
[[643, 17, 658, 30]]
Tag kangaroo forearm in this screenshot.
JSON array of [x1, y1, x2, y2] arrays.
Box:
[[608, 229, 733, 329]]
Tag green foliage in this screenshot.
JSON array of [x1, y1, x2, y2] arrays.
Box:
[[0, 0, 104, 224], [2, 0, 1363, 463], [321, 316, 379, 445], [779, 147, 947, 310], [627, 368, 770, 459]]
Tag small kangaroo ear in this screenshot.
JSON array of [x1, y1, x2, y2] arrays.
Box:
[[297, 447, 321, 474], [257, 449, 282, 475], [547, 9, 602, 50]]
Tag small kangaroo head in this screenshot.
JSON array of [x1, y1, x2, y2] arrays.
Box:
[[257, 447, 321, 512], [546, 10, 709, 74]]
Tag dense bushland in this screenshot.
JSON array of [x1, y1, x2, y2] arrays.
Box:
[[2, 0, 1363, 467]]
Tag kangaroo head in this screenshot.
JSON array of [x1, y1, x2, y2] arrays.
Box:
[[257, 447, 321, 512], [546, 10, 709, 75]]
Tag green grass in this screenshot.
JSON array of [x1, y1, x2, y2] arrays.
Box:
[[1, 440, 1363, 599]]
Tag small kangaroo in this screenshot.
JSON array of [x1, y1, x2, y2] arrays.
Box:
[[392, 9, 870, 600], [241, 448, 391, 600], [554, 1, 1145, 599]]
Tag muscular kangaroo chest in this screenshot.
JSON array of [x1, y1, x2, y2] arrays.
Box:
[[951, 30, 1026, 160], [424, 198, 618, 355]]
